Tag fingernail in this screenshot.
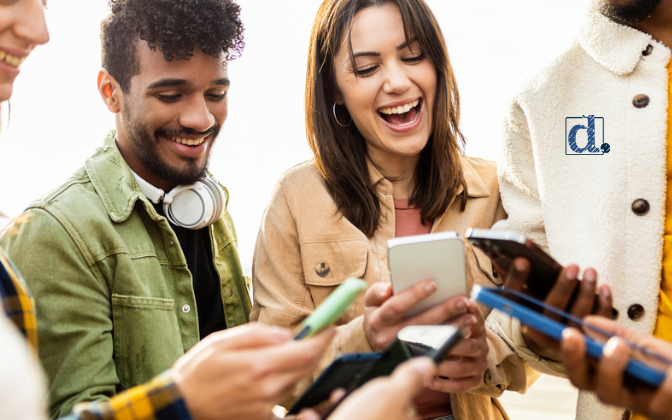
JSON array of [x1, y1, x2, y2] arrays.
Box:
[[465, 315, 477, 326], [603, 337, 621, 357], [380, 284, 389, 297], [425, 282, 437, 294], [561, 329, 576, 351], [584, 270, 596, 282], [272, 327, 292, 341], [599, 284, 611, 298], [515, 258, 527, 271], [565, 266, 578, 281], [456, 298, 469, 310]]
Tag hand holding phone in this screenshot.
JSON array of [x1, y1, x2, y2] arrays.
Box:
[[388, 231, 466, 318], [561, 318, 672, 418], [319, 325, 463, 418], [472, 285, 666, 389], [466, 228, 617, 320], [287, 353, 381, 415], [324, 357, 437, 420]]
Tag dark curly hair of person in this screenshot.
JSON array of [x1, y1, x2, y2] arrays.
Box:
[[101, 0, 245, 93]]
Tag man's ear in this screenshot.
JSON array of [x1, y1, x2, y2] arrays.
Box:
[[97, 69, 122, 113]]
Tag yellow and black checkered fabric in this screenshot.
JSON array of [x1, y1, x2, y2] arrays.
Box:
[[0, 246, 37, 348]]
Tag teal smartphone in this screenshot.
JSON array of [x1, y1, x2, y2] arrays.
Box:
[[294, 278, 367, 340]]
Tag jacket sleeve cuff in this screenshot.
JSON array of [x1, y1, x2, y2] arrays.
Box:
[[72, 371, 192, 420], [334, 315, 374, 355], [468, 327, 542, 397], [488, 309, 567, 377]]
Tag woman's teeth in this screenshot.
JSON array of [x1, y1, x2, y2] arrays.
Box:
[[0, 51, 25, 68], [378, 99, 420, 115], [169, 135, 206, 146]]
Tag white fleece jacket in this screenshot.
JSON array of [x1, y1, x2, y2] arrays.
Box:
[[491, 9, 671, 420]]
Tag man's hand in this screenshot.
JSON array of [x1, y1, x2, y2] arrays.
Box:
[[172, 323, 335, 420], [363, 280, 474, 351], [504, 257, 612, 360], [561, 317, 672, 420]]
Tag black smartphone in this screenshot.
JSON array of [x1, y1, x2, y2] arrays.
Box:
[[287, 352, 381, 415], [466, 228, 618, 320], [322, 325, 463, 418]]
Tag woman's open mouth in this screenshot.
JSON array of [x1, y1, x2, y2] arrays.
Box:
[[378, 98, 421, 127]]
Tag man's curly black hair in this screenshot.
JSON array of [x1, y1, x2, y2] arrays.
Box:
[[101, 0, 245, 93]]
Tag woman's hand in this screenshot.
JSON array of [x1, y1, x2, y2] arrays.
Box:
[[429, 299, 489, 393], [363, 280, 472, 351], [561, 317, 672, 420]]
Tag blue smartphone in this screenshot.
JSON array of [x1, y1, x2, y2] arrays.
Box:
[[471, 285, 668, 388]]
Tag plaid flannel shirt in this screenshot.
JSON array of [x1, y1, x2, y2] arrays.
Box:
[[0, 246, 192, 420]]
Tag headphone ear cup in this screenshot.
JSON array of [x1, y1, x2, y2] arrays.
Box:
[[202, 178, 227, 222]]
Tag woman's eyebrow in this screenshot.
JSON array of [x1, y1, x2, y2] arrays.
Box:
[[397, 37, 419, 51]]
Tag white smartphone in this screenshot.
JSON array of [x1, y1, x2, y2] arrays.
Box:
[[388, 231, 466, 318]]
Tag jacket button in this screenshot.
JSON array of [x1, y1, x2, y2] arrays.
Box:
[[226, 288, 233, 297], [627, 304, 644, 320], [632, 94, 650, 108], [483, 368, 492, 385], [642, 44, 653, 56], [181, 304, 191, 313], [631, 199, 650, 216], [169, 240, 175, 246], [316, 262, 330, 277]]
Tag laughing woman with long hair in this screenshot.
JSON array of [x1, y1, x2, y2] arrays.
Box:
[[251, 0, 536, 419]]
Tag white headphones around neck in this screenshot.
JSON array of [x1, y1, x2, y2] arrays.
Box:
[[132, 171, 227, 230]]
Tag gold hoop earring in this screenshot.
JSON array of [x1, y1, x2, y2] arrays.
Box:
[[332, 103, 351, 128]]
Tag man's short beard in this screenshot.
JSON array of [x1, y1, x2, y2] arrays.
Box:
[[140, 136, 212, 186], [124, 108, 218, 187], [600, 0, 663, 25]]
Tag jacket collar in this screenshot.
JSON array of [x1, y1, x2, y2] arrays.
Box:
[[367, 155, 490, 199], [455, 156, 489, 198], [578, 9, 669, 76], [84, 131, 147, 223]]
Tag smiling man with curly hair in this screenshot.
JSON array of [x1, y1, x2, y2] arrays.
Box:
[[0, 1, 336, 419]]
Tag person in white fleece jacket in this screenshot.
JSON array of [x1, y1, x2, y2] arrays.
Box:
[[491, 0, 672, 419]]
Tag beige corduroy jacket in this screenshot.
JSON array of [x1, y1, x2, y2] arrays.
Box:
[[251, 155, 539, 420]]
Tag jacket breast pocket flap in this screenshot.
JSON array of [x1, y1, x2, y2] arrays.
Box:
[[111, 294, 183, 390], [301, 240, 369, 287], [468, 245, 502, 287]]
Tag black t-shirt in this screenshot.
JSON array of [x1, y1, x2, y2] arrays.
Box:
[[153, 203, 226, 339]]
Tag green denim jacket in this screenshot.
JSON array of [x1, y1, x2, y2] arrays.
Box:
[[0, 134, 251, 418]]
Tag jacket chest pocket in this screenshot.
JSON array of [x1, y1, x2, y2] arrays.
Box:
[[300, 240, 369, 323], [467, 244, 502, 287], [111, 294, 183, 390]]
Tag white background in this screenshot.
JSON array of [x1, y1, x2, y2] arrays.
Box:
[[0, 0, 590, 273]]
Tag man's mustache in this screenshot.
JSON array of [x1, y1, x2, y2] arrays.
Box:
[[156, 126, 219, 138]]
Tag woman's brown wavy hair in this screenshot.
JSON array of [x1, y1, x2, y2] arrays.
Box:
[[305, 0, 466, 237]]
